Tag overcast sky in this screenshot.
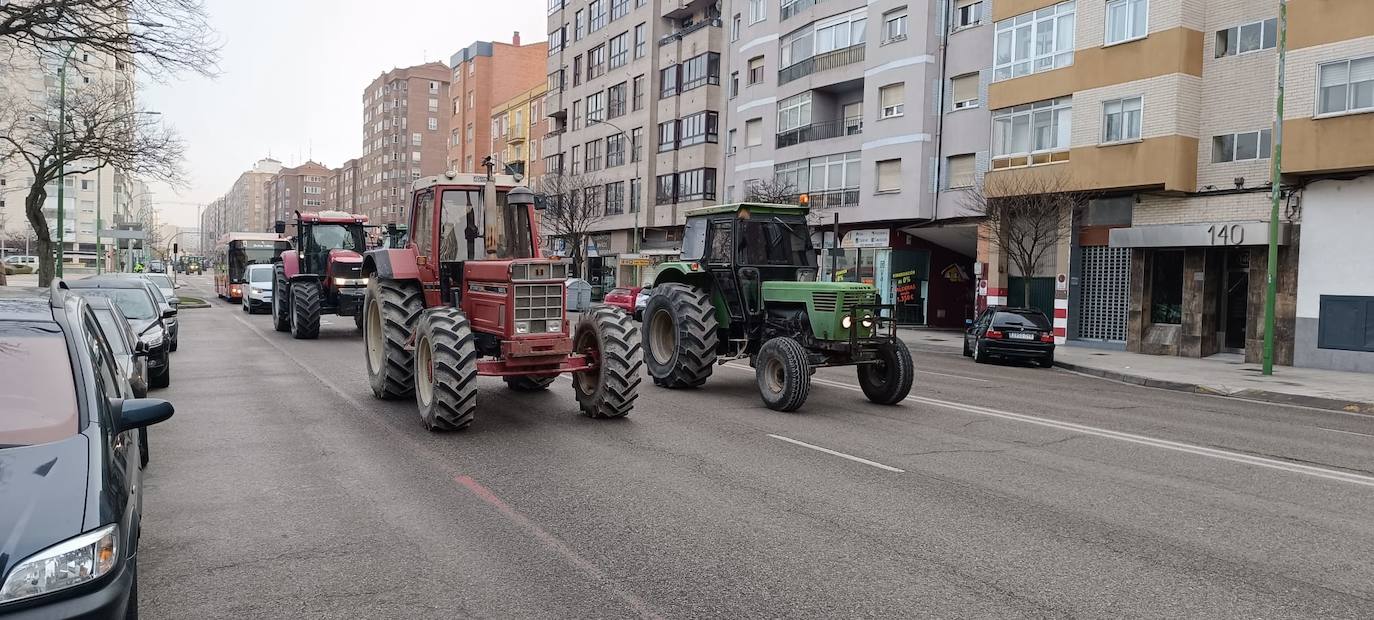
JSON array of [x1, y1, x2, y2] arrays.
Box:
[[144, 0, 547, 227]]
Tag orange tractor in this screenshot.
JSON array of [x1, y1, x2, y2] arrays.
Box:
[[360, 165, 642, 431]]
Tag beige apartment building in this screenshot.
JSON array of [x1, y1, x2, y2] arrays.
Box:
[[491, 83, 551, 179], [449, 35, 549, 173], [546, 0, 725, 290], [968, 0, 1374, 370], [264, 161, 332, 233], [358, 63, 452, 225], [213, 158, 283, 234]]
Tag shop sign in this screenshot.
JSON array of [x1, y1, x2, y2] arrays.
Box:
[[893, 270, 919, 303], [841, 229, 890, 248], [1056, 273, 1068, 291], [622, 258, 653, 266], [1109, 222, 1289, 248], [941, 264, 970, 283]]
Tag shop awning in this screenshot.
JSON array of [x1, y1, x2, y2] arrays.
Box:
[[1109, 221, 1290, 248]]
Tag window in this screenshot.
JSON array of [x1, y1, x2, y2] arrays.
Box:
[[549, 27, 564, 54], [588, 44, 606, 79], [633, 75, 646, 110], [573, 55, 583, 85], [584, 140, 602, 172], [606, 133, 626, 167], [428, 117, 438, 131], [658, 120, 678, 152], [1105, 0, 1147, 45], [1149, 250, 1183, 325], [631, 127, 643, 161], [946, 154, 976, 188], [545, 153, 565, 175], [630, 178, 642, 212], [661, 66, 679, 97], [992, 97, 1072, 158], [608, 82, 627, 118], [572, 99, 582, 130], [679, 111, 719, 146], [993, 1, 1076, 81], [1318, 57, 1374, 116], [745, 118, 763, 146], [1318, 296, 1374, 352], [1102, 96, 1142, 143], [587, 91, 606, 123], [583, 187, 601, 214], [749, 0, 765, 24], [1215, 18, 1277, 58], [732, 14, 741, 41], [880, 83, 905, 118], [590, 0, 607, 30], [80, 179, 92, 190], [1211, 129, 1271, 163], [412, 132, 423, 146], [954, 0, 982, 29], [781, 9, 866, 66], [680, 52, 720, 92], [609, 32, 629, 68], [748, 56, 764, 85], [807, 151, 860, 194], [571, 145, 581, 174], [884, 8, 908, 43], [466, 122, 474, 141], [776, 92, 812, 132], [611, 0, 628, 21], [727, 128, 737, 153], [729, 71, 740, 98], [468, 91, 474, 109], [676, 168, 718, 202], [951, 73, 979, 109], [656, 174, 676, 205], [876, 159, 901, 193], [605, 181, 625, 215], [428, 97, 439, 112], [634, 23, 647, 58]]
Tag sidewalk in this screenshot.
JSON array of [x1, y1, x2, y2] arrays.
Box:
[[898, 327, 1374, 415]]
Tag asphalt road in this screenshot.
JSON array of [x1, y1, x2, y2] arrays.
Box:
[[138, 274, 1374, 619]]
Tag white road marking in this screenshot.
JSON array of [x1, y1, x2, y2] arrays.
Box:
[[767, 434, 906, 473], [1319, 427, 1374, 438], [916, 369, 992, 383], [723, 365, 1374, 489]]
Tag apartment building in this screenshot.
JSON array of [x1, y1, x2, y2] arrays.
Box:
[[490, 83, 551, 179], [265, 161, 332, 233], [966, 0, 1374, 369], [449, 35, 549, 173], [721, 0, 981, 326], [545, 0, 726, 290], [358, 63, 452, 225], [328, 158, 360, 216], [214, 158, 283, 234]]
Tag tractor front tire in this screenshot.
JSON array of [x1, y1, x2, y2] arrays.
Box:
[[572, 306, 642, 418], [271, 268, 290, 332], [642, 283, 718, 389], [857, 339, 914, 406], [413, 307, 478, 431], [290, 281, 321, 340], [365, 279, 424, 400], [505, 375, 557, 391], [755, 337, 811, 412]]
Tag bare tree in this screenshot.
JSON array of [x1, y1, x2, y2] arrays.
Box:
[[0, 80, 185, 283], [743, 178, 798, 204], [535, 172, 606, 279], [965, 172, 1094, 308], [0, 0, 219, 79]]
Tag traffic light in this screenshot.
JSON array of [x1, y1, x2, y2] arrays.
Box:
[[172, 243, 179, 255]]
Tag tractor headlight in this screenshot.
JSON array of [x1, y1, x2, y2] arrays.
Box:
[[861, 314, 874, 329], [334, 277, 368, 287], [796, 269, 817, 282], [515, 321, 530, 334], [841, 315, 853, 329], [547, 319, 562, 333], [0, 525, 118, 604]]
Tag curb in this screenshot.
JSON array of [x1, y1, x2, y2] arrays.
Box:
[[1054, 360, 1374, 415]]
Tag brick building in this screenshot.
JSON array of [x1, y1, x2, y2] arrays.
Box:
[[449, 34, 549, 173], [358, 63, 452, 225], [265, 161, 332, 231], [490, 83, 550, 179]]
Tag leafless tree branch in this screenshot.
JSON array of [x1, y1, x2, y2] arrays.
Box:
[[535, 173, 608, 278]]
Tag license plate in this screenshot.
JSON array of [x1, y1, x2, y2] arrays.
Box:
[[1009, 332, 1036, 341]]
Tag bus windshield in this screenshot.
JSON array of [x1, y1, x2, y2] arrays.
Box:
[[228, 239, 289, 282]]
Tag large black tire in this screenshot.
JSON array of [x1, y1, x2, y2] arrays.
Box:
[[504, 375, 557, 391], [413, 307, 478, 431], [138, 428, 149, 469], [755, 337, 811, 412], [149, 361, 170, 389], [1038, 351, 1055, 368], [962, 337, 972, 357], [365, 279, 424, 400], [857, 339, 914, 405], [271, 267, 290, 332], [354, 309, 364, 331], [290, 281, 321, 340], [572, 306, 642, 418], [642, 283, 718, 389], [972, 338, 989, 364]]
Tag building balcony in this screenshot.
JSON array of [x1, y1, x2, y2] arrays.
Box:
[[788, 188, 860, 209], [775, 116, 862, 149], [507, 131, 526, 145], [661, 0, 717, 20], [779, 0, 825, 21], [778, 45, 865, 86], [658, 16, 721, 46]]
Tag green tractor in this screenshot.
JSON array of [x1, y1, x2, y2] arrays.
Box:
[[641, 203, 914, 412]]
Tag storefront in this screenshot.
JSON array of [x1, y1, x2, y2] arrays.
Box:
[[815, 226, 975, 328]]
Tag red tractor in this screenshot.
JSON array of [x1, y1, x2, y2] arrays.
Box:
[[272, 210, 371, 339], [361, 169, 642, 431]]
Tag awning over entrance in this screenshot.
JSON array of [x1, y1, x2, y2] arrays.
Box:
[[1109, 221, 1290, 248]]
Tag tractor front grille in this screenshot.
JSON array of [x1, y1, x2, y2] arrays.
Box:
[[812, 292, 839, 312], [515, 284, 564, 320], [512, 261, 570, 282], [812, 290, 875, 314]]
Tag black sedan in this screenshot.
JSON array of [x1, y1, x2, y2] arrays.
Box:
[[964, 306, 1056, 367], [69, 277, 175, 389], [0, 285, 174, 618]]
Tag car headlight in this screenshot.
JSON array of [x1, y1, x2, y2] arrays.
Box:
[[0, 525, 119, 604], [546, 319, 562, 333], [334, 277, 368, 287], [841, 315, 853, 329], [142, 330, 164, 349], [515, 320, 530, 334]]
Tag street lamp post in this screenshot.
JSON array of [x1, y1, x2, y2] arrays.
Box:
[[54, 43, 78, 278], [1262, 0, 1288, 376]]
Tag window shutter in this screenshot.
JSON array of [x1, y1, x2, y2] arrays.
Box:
[[880, 83, 904, 109], [947, 154, 975, 188], [955, 0, 978, 7], [876, 159, 901, 192], [951, 74, 978, 104], [745, 119, 762, 145]]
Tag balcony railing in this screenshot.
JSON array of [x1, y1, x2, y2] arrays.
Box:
[[658, 17, 721, 46], [775, 116, 863, 148], [778, 44, 865, 85], [780, 0, 821, 21], [790, 188, 860, 209]]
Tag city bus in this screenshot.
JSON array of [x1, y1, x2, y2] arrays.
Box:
[[215, 233, 291, 300]]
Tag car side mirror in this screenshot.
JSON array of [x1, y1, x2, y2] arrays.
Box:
[[274, 220, 287, 235], [162, 308, 178, 319], [965, 319, 974, 326], [133, 340, 150, 356], [111, 398, 175, 434]]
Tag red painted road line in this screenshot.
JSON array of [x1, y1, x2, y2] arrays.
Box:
[[453, 476, 664, 619]]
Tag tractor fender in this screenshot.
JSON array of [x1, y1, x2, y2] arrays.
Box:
[[363, 247, 421, 281], [651, 262, 711, 289], [279, 250, 302, 279]]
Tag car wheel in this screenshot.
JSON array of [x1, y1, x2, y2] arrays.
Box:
[[124, 557, 139, 619], [150, 361, 170, 389], [170, 338, 178, 353], [962, 337, 972, 357], [972, 339, 988, 364], [1039, 352, 1055, 369], [138, 429, 149, 469]]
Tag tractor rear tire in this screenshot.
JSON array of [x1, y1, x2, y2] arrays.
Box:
[[642, 283, 718, 389], [755, 337, 811, 412], [365, 279, 424, 400], [857, 339, 914, 406], [413, 307, 478, 431], [505, 375, 557, 391], [271, 268, 290, 332], [572, 306, 642, 418], [354, 309, 363, 331], [290, 281, 321, 340]]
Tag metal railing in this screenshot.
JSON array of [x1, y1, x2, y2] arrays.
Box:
[[775, 117, 863, 148], [789, 188, 860, 209], [780, 0, 820, 21], [658, 18, 720, 46], [778, 45, 865, 85]]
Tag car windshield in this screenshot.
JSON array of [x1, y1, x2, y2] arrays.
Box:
[[145, 283, 169, 305], [92, 308, 130, 355], [75, 288, 157, 320], [0, 323, 78, 447], [993, 310, 1051, 330], [248, 267, 273, 283], [145, 274, 174, 288]]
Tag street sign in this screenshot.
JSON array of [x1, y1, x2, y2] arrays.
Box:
[[622, 258, 653, 267], [101, 229, 147, 240]]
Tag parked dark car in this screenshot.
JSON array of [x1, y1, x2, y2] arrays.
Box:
[[0, 284, 174, 618], [129, 276, 179, 352], [86, 298, 150, 399], [68, 277, 175, 388], [964, 306, 1056, 367]]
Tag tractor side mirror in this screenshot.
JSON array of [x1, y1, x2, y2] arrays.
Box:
[[386, 223, 398, 238], [274, 220, 287, 235], [533, 195, 549, 211]]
